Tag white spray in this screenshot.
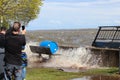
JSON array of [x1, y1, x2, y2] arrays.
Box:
[[25, 42, 101, 68]]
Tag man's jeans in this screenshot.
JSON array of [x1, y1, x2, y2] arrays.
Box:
[[0, 53, 4, 74], [0, 48, 5, 74], [22, 67, 26, 80], [5, 63, 22, 80]]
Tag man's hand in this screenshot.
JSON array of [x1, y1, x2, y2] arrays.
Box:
[[21, 29, 26, 35]]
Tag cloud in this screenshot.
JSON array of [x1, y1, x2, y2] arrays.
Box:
[[114, 20, 120, 24], [49, 20, 63, 25], [44, 0, 120, 7], [44, 0, 120, 16], [27, 0, 120, 30], [89, 0, 120, 5]]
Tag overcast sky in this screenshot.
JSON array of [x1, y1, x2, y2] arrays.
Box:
[[27, 0, 120, 30]]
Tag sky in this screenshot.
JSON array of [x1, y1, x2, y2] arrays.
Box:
[[27, 0, 120, 30]]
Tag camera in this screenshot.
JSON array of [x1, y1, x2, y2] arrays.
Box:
[[22, 26, 25, 30]]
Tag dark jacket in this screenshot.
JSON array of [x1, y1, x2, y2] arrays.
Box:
[[0, 33, 5, 49], [5, 33, 26, 65]]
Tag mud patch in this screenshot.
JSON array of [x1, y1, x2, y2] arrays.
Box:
[[57, 67, 87, 72]]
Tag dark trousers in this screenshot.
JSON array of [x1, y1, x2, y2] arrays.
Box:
[[0, 52, 4, 74], [5, 63, 22, 80]]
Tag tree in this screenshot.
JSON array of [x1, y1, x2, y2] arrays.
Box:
[[0, 0, 42, 28]]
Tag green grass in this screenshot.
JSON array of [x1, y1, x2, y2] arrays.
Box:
[[26, 68, 82, 80], [26, 67, 119, 80]]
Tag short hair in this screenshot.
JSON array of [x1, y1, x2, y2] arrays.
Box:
[[0, 27, 7, 31], [13, 22, 21, 27], [12, 22, 21, 32]]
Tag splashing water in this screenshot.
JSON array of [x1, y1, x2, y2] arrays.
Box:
[[25, 42, 101, 68], [42, 47, 101, 69], [25, 42, 41, 67]]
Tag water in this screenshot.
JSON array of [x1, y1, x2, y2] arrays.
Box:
[[25, 42, 41, 67], [25, 42, 101, 68], [71, 75, 120, 80], [42, 47, 100, 68], [71, 76, 90, 80]]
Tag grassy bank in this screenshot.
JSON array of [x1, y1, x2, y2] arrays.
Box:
[[26, 67, 119, 80]]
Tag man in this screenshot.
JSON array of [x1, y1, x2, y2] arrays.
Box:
[[0, 27, 6, 78], [4, 22, 26, 80]]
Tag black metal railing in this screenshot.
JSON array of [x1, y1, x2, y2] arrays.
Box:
[[92, 26, 120, 48]]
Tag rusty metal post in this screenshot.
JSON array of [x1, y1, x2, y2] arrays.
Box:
[[119, 49, 120, 73], [92, 27, 101, 46]]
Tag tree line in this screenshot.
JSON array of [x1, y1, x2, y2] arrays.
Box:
[[0, 0, 43, 28]]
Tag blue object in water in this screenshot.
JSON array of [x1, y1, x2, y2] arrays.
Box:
[[40, 40, 59, 54]]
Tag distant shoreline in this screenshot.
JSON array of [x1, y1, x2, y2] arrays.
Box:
[[27, 28, 98, 31]]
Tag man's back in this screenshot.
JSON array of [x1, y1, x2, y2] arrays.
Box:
[[5, 34, 26, 65]]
